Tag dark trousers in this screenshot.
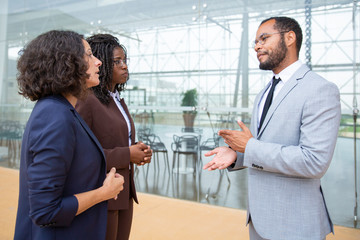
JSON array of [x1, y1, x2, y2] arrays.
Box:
[[106, 199, 134, 240]]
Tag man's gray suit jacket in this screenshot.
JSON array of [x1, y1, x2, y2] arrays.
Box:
[[230, 64, 341, 240]]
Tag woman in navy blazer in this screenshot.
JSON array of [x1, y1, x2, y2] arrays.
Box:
[[14, 30, 124, 240], [76, 34, 152, 240]]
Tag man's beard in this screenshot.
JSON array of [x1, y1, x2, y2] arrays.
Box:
[[259, 37, 287, 70]]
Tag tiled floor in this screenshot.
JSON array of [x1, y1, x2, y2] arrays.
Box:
[[1, 167, 359, 240]]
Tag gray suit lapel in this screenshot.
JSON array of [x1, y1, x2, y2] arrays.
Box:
[[257, 64, 311, 136], [253, 82, 271, 136]]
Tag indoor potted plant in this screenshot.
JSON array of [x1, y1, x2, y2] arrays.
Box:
[[181, 88, 198, 132]]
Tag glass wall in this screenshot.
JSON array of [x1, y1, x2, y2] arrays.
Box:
[[0, 0, 359, 228]]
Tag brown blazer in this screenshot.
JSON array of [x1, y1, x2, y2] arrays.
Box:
[[76, 92, 138, 210]]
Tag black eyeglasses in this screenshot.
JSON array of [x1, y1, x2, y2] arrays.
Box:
[[113, 58, 130, 67], [253, 31, 289, 48]]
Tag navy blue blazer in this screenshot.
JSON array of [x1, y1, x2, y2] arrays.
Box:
[[14, 95, 108, 240]]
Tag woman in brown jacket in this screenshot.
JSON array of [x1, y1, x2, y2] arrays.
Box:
[[76, 34, 152, 240]]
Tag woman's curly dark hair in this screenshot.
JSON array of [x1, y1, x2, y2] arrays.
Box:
[[17, 30, 89, 101], [86, 34, 128, 105]]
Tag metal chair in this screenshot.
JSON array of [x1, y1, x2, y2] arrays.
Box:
[[137, 127, 152, 143], [0, 121, 23, 168], [135, 127, 152, 179], [171, 134, 200, 175], [146, 133, 170, 176]]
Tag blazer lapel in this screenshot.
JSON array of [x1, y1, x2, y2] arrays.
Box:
[[119, 98, 136, 145], [73, 109, 106, 160], [254, 82, 271, 136], [118, 98, 136, 181], [257, 64, 310, 136], [51, 94, 106, 161]]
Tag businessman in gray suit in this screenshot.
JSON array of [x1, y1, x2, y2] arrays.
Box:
[[203, 17, 341, 240]]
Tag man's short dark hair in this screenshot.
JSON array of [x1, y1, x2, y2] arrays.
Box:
[[17, 30, 89, 101], [261, 17, 303, 56]]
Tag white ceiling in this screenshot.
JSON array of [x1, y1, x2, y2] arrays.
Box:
[[5, 0, 354, 46]]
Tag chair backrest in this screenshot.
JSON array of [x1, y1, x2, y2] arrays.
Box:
[[172, 134, 199, 153], [137, 127, 152, 144], [146, 133, 167, 151]]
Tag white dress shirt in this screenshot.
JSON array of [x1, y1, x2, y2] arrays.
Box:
[[109, 91, 132, 147], [257, 60, 302, 128]]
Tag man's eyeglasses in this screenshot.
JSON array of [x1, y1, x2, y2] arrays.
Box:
[[253, 31, 289, 48], [113, 58, 130, 67]]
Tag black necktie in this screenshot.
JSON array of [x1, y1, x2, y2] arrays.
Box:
[[258, 77, 281, 131]]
